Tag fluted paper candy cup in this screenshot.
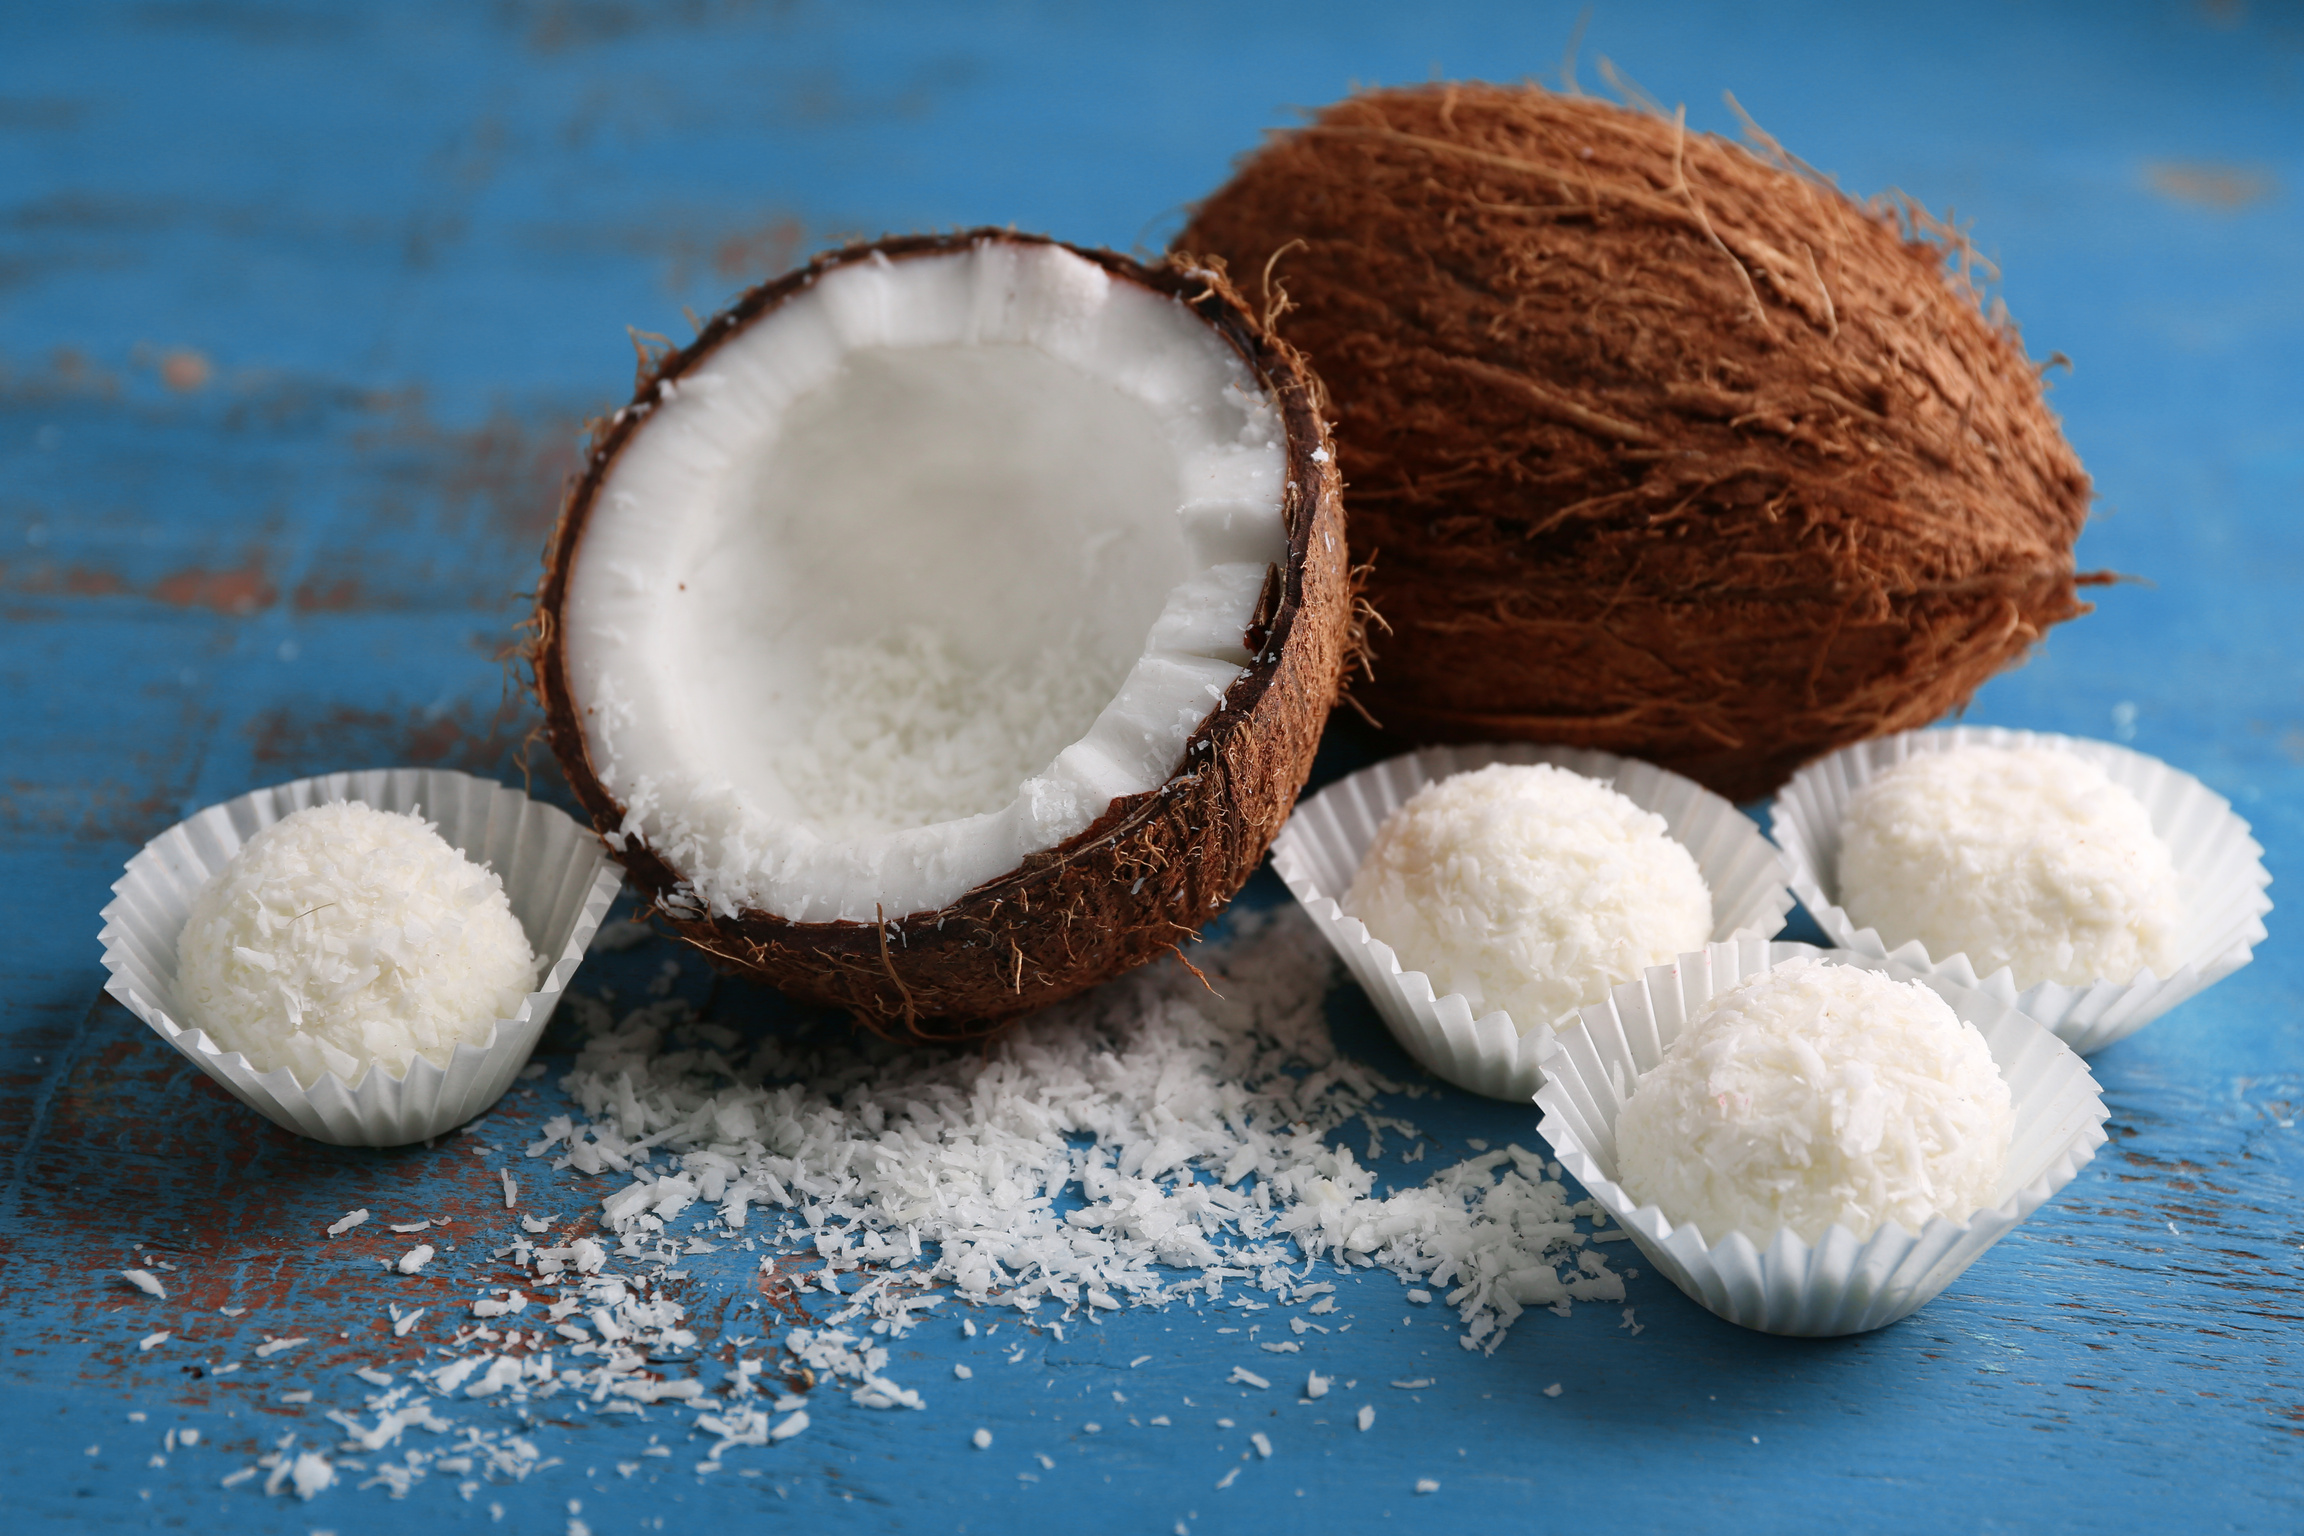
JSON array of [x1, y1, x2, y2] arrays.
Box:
[[98, 767, 622, 1146], [1271, 743, 1793, 1101], [1533, 937, 2108, 1337], [1771, 725, 2273, 1055]]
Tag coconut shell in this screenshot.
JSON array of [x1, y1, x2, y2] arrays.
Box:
[[1177, 84, 2097, 803], [531, 231, 1353, 1040]]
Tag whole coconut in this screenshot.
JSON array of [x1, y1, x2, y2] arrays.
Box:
[[1178, 84, 2096, 802]]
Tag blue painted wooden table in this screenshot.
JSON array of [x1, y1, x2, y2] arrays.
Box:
[[4, 3, 2298, 1531]]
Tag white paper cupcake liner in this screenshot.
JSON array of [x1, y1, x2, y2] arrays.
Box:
[[1770, 725, 2273, 1055], [1534, 938, 2108, 1336], [1271, 743, 1794, 1101], [98, 767, 623, 1146]]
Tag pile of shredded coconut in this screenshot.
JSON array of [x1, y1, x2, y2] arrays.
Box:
[[130, 909, 1642, 1504], [1836, 745, 2183, 988], [174, 802, 540, 1085], [1615, 958, 2013, 1245], [1343, 763, 1713, 1033], [770, 625, 1126, 837], [535, 907, 1622, 1363]]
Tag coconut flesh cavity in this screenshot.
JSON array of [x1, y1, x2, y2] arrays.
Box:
[[539, 233, 1350, 1033]]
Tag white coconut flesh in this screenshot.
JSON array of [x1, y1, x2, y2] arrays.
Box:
[[563, 241, 1289, 924]]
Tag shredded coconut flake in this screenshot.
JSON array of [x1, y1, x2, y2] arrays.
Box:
[[772, 627, 1127, 837], [543, 908, 1614, 1357], [122, 907, 1633, 1505]]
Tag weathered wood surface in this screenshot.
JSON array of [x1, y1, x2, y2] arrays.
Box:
[[2, 3, 2297, 1531]]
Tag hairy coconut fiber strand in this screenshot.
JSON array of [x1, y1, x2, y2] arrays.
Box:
[[533, 233, 1353, 1039], [1178, 84, 2096, 802]]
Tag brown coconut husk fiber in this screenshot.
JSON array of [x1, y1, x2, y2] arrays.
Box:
[[1178, 83, 2098, 802], [532, 232, 1354, 1040]]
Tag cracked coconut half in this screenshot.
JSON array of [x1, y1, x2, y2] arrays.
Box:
[[534, 232, 1351, 1037]]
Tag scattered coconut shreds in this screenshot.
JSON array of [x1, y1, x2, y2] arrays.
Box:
[[541, 908, 1617, 1357], [155, 908, 1623, 1503]]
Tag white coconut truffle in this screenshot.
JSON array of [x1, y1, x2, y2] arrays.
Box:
[[1837, 745, 2182, 989], [1616, 958, 2013, 1244], [175, 802, 540, 1086], [1342, 763, 1712, 1033]]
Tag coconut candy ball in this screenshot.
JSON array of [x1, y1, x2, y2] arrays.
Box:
[[175, 801, 540, 1086], [1616, 958, 2013, 1245], [1836, 744, 2182, 989], [1342, 762, 1712, 1032], [1178, 84, 2094, 802]]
